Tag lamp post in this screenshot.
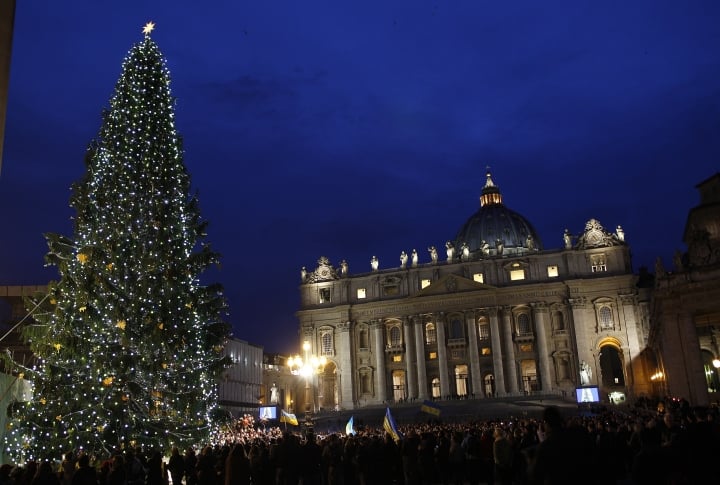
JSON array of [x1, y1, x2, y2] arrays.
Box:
[[287, 340, 326, 431]]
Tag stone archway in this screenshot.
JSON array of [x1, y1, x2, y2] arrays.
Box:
[[597, 337, 626, 388]]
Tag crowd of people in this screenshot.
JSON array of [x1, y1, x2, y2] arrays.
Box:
[[0, 396, 718, 485]]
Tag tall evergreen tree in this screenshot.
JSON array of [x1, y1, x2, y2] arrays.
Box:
[[4, 23, 230, 460]]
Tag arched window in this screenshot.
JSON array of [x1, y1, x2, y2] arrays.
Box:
[[599, 306, 613, 330], [425, 323, 437, 345], [517, 314, 531, 335], [321, 332, 333, 355], [478, 319, 490, 340], [390, 326, 402, 347]]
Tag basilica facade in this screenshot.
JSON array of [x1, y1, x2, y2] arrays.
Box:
[[296, 171, 654, 411]]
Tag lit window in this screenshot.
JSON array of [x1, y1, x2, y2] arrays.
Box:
[[357, 288, 366, 299], [426, 323, 437, 345], [322, 333, 333, 355], [478, 323, 490, 340], [591, 255, 607, 272], [392, 355, 402, 362], [547, 265, 559, 277], [473, 273, 484, 283], [510, 269, 525, 281], [319, 287, 331, 303], [429, 352, 437, 359], [421, 278, 431, 289], [390, 326, 402, 346], [481, 347, 491, 356]]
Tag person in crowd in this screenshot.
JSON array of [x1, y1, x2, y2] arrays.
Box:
[[492, 427, 513, 485], [31, 461, 60, 485], [105, 455, 126, 485], [0, 464, 14, 485], [58, 451, 75, 485], [183, 447, 198, 485], [224, 443, 250, 485], [528, 405, 595, 484], [300, 432, 322, 485], [70, 453, 98, 485], [144, 450, 166, 485], [166, 447, 184, 485]]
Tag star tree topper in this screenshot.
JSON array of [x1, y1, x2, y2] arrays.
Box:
[[143, 21, 156, 36]]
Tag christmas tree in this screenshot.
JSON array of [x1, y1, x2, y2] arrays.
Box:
[[4, 23, 231, 461]]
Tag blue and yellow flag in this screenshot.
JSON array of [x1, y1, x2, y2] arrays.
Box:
[[383, 407, 402, 442], [420, 400, 442, 417], [280, 409, 298, 426], [346, 416, 356, 436]]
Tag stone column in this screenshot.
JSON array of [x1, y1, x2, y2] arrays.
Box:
[[619, 294, 643, 393], [372, 319, 387, 403], [501, 307, 519, 393], [413, 315, 429, 399], [403, 316, 417, 400], [677, 312, 708, 406], [436, 312, 451, 398], [569, 297, 592, 385], [465, 310, 484, 397], [532, 303, 553, 391], [337, 321, 355, 410], [489, 307, 506, 395]]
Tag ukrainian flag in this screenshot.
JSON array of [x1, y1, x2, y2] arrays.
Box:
[[280, 409, 298, 426], [383, 407, 402, 442], [420, 400, 442, 417], [346, 416, 356, 436]]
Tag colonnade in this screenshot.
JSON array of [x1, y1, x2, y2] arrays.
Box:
[[353, 304, 560, 406]]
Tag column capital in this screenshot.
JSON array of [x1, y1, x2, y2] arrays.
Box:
[[485, 306, 500, 318], [531, 302, 549, 313], [568, 297, 588, 309], [337, 321, 352, 332]]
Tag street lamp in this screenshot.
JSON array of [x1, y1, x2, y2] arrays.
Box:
[[287, 340, 326, 430]]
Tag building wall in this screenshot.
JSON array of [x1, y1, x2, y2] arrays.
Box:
[[650, 173, 720, 407], [218, 337, 264, 417], [298, 223, 651, 410]]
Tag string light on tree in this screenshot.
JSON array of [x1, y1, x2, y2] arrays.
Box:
[[2, 23, 231, 461]]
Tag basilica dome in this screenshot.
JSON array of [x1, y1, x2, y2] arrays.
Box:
[[453, 171, 543, 257]]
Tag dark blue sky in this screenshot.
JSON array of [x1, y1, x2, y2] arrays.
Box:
[[1, 1, 719, 354]]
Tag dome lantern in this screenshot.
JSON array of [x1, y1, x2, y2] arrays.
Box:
[[453, 169, 543, 258]]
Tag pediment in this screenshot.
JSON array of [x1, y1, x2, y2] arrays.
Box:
[[414, 273, 495, 297]]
